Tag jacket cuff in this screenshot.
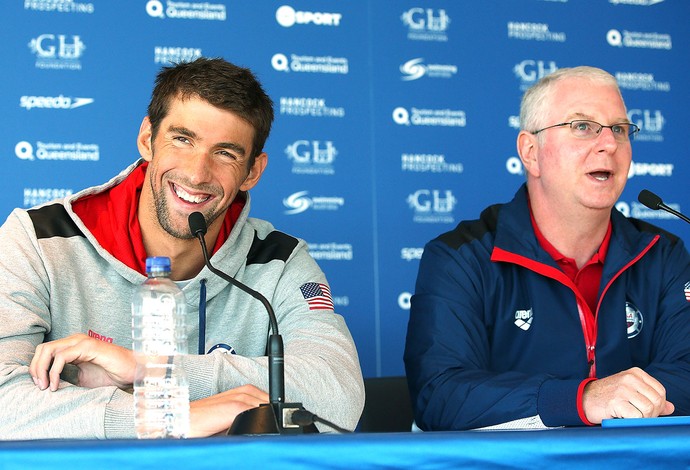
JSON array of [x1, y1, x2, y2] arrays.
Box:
[[577, 378, 597, 426], [537, 378, 588, 427]]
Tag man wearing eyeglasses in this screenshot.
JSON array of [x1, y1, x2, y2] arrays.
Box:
[[405, 66, 690, 430]]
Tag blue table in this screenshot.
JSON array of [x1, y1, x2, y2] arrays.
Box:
[[1, 426, 689, 469]]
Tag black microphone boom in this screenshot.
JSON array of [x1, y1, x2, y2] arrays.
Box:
[[187, 211, 317, 435], [638, 189, 690, 225]]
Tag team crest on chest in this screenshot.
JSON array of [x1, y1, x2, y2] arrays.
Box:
[[625, 302, 643, 339]]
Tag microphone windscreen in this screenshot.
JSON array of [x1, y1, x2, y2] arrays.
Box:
[[638, 189, 662, 210], [188, 211, 208, 236]]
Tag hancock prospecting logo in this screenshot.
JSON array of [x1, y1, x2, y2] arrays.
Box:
[[279, 97, 345, 118], [283, 191, 345, 215], [513, 60, 558, 90], [145, 0, 226, 20], [154, 46, 203, 64], [400, 58, 457, 81], [24, 188, 73, 208], [407, 189, 457, 224], [615, 72, 670, 92], [285, 140, 337, 175], [24, 0, 94, 14], [28, 34, 85, 70], [507, 22, 566, 42], [401, 8, 450, 42], [401, 153, 463, 174], [275, 5, 342, 27]]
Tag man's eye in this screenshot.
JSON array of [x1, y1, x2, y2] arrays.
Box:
[[174, 136, 190, 144], [611, 125, 625, 134]]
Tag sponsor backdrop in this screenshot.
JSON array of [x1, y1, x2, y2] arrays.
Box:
[[3, 1, 688, 378]]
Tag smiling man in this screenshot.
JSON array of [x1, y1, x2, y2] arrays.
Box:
[[405, 66, 690, 430], [0, 57, 364, 439]]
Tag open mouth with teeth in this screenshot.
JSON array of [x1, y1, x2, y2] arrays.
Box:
[[172, 183, 211, 204], [589, 171, 611, 181]]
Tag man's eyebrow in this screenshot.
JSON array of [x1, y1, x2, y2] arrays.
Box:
[[167, 125, 247, 156]]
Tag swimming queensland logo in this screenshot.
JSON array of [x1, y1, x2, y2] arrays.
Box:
[[283, 191, 345, 215], [400, 58, 457, 81]]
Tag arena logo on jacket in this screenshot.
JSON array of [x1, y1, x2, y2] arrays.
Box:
[[514, 308, 533, 331], [626, 302, 643, 339]]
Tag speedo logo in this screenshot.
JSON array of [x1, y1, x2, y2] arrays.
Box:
[[514, 308, 533, 331], [20, 95, 94, 111]]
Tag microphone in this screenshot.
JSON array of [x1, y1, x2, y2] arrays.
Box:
[[638, 190, 690, 224], [188, 211, 317, 435]]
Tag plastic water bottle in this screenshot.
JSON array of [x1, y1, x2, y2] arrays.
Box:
[[132, 256, 190, 438]]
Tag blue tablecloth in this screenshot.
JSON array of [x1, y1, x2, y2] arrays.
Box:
[[1, 425, 689, 469]]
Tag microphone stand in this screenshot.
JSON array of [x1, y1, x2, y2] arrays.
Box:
[[188, 212, 317, 435]]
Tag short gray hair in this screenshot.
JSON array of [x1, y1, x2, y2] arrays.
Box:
[[519, 66, 623, 134]]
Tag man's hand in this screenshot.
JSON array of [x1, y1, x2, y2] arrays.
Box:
[[582, 367, 675, 424], [189, 384, 269, 437], [29, 333, 136, 391]]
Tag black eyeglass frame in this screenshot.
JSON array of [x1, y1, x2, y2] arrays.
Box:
[[531, 119, 640, 141]]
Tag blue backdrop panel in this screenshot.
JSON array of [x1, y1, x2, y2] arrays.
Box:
[[2, 1, 688, 379]]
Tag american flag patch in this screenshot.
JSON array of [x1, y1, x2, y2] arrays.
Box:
[[300, 282, 334, 311], [685, 281, 690, 302]]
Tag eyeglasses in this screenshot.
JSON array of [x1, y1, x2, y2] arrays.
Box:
[[531, 119, 640, 142]]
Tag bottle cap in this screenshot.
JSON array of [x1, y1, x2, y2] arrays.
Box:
[[146, 256, 171, 274]]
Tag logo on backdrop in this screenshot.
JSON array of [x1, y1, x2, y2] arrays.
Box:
[[507, 22, 566, 42], [615, 71, 670, 92], [400, 58, 457, 81], [627, 161, 674, 179], [285, 140, 337, 175], [28, 34, 85, 70], [401, 8, 450, 42], [513, 60, 558, 90], [407, 189, 457, 224], [606, 29, 671, 49], [20, 95, 93, 111], [283, 191, 345, 215], [280, 97, 345, 118], [15, 141, 99, 162], [23, 188, 73, 208], [307, 243, 353, 261], [628, 109, 665, 142], [272, 53, 349, 75], [401, 247, 424, 262], [615, 200, 682, 221], [626, 302, 643, 338], [275, 5, 342, 27], [145, 0, 226, 20], [393, 107, 466, 127], [398, 292, 412, 310], [506, 157, 524, 176], [401, 153, 463, 174], [154, 46, 203, 64], [25, 0, 94, 14]]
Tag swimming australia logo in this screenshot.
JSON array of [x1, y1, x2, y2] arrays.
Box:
[[514, 308, 533, 331], [626, 302, 643, 338]]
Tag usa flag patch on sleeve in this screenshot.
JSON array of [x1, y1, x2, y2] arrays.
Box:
[[300, 282, 334, 311], [684, 281, 690, 302]]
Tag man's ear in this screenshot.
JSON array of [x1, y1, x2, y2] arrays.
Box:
[[517, 130, 540, 178], [137, 116, 154, 162], [240, 152, 268, 192]]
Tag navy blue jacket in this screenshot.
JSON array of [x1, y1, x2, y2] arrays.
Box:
[[405, 184, 690, 430]]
